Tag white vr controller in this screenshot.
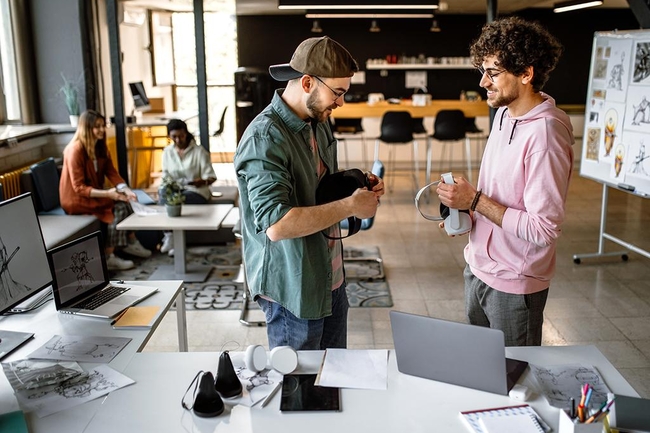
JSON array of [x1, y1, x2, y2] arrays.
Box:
[[414, 172, 473, 236]]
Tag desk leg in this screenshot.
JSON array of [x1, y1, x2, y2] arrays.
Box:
[[148, 229, 212, 282], [176, 286, 188, 352], [173, 230, 187, 275]]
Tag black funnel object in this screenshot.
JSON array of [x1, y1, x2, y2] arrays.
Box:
[[193, 372, 224, 417], [214, 351, 242, 398]]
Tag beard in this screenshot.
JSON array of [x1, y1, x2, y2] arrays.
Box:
[[306, 92, 335, 122], [486, 86, 517, 108]]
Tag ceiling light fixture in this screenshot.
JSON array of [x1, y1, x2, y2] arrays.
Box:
[[369, 19, 381, 32], [279, 0, 438, 10], [311, 19, 323, 33], [553, 0, 603, 13], [306, 13, 434, 18]]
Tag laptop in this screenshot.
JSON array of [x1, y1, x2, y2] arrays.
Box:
[[390, 310, 529, 396], [47, 231, 158, 319]]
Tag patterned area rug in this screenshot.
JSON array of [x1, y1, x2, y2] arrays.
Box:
[[110, 244, 392, 310]]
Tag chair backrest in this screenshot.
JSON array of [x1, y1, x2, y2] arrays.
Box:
[[412, 117, 427, 134], [213, 106, 228, 136], [432, 109, 467, 141], [379, 111, 414, 143], [332, 117, 364, 134], [465, 117, 483, 134], [29, 157, 62, 213]]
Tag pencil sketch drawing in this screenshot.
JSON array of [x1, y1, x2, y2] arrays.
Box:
[[62, 250, 95, 291], [0, 235, 32, 306]]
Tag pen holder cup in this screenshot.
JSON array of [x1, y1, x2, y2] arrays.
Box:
[[558, 409, 606, 433]]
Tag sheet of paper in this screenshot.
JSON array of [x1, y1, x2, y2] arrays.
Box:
[[15, 364, 134, 418], [27, 335, 132, 363], [316, 349, 388, 390], [130, 200, 164, 215], [529, 363, 611, 409], [226, 359, 284, 407]]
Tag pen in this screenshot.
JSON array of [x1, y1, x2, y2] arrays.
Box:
[[110, 308, 129, 326], [584, 387, 593, 411], [570, 397, 575, 419], [261, 381, 282, 408], [585, 400, 609, 424]]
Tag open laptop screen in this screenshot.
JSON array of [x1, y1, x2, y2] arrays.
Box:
[[48, 232, 108, 308]]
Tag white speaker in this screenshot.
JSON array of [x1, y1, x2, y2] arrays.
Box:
[[244, 344, 268, 372], [269, 346, 298, 374]]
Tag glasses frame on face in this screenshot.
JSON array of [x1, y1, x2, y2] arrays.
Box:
[[477, 66, 506, 83], [312, 76, 347, 101]]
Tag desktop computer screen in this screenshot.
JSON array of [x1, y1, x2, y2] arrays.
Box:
[[0, 193, 53, 315], [129, 81, 151, 113]]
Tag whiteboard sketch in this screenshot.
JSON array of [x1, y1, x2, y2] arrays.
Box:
[[529, 364, 611, 410], [624, 89, 650, 133], [610, 143, 626, 180], [27, 335, 132, 363], [602, 39, 633, 102], [15, 364, 134, 418], [633, 41, 650, 83]]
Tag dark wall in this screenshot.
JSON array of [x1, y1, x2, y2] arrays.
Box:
[[237, 9, 639, 104]]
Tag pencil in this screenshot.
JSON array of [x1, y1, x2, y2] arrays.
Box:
[[261, 381, 282, 408], [110, 308, 129, 326]]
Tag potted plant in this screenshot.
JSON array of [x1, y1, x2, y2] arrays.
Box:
[[160, 175, 185, 217], [59, 73, 80, 126]]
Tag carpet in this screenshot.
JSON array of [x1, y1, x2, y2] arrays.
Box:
[[110, 244, 392, 310]]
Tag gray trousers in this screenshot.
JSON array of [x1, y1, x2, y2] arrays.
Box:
[[463, 264, 548, 347]]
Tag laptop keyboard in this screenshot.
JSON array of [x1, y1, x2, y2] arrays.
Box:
[[76, 285, 130, 310]]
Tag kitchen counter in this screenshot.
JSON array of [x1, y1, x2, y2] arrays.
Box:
[[332, 100, 489, 119]]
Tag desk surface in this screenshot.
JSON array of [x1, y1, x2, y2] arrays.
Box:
[[126, 111, 199, 128], [0, 280, 184, 428], [333, 100, 489, 119], [117, 204, 233, 231], [82, 346, 637, 433]]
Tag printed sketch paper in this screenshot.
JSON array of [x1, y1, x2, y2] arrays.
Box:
[[528, 364, 611, 410], [15, 364, 134, 418], [27, 335, 131, 363]]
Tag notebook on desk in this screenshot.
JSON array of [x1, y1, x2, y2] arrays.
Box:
[[390, 310, 528, 396], [47, 231, 158, 319]]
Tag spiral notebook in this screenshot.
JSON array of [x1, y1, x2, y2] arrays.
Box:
[[459, 404, 550, 433]]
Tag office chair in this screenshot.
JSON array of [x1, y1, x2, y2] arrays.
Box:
[[212, 106, 229, 163], [428, 109, 470, 184], [331, 117, 368, 170], [374, 111, 419, 193], [340, 160, 385, 279]]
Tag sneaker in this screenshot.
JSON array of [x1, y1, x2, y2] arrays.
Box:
[[107, 254, 134, 271], [160, 232, 174, 254], [168, 248, 174, 257], [122, 239, 152, 258]]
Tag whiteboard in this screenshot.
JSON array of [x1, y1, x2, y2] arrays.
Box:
[[581, 30, 650, 197]]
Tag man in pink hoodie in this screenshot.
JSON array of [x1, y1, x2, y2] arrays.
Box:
[[437, 17, 574, 346]]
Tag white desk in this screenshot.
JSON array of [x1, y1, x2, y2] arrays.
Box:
[[0, 280, 186, 430], [81, 346, 638, 433], [117, 204, 233, 282]]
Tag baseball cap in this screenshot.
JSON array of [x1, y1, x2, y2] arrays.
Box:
[[269, 36, 359, 81]]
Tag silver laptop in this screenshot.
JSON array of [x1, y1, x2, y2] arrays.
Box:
[[390, 310, 528, 395], [47, 231, 158, 319]]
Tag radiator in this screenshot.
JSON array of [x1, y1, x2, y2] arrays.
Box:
[[0, 162, 37, 200]]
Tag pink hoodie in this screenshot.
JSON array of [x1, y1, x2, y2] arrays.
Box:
[[466, 93, 574, 294]]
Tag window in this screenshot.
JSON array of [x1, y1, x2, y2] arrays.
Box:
[[0, 0, 20, 123]]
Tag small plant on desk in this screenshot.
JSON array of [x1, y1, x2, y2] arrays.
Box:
[[161, 175, 185, 216]]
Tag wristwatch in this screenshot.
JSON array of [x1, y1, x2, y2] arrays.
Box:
[[116, 183, 127, 193]]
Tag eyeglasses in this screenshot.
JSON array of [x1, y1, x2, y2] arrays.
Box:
[[477, 66, 506, 83], [313, 76, 347, 100]]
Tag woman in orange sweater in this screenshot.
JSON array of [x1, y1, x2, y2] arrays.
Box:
[[59, 110, 151, 270]]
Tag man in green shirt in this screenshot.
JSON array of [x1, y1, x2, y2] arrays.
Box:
[[234, 36, 384, 350]]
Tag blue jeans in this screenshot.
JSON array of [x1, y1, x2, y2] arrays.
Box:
[[257, 283, 349, 350]]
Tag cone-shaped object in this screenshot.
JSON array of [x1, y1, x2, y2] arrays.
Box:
[[214, 351, 242, 398], [193, 372, 224, 417]]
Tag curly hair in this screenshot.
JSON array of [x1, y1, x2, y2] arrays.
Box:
[[469, 16, 563, 92]]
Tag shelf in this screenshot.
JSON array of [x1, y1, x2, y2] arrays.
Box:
[[365, 63, 474, 70]]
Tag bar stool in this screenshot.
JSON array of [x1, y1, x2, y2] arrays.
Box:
[[331, 117, 368, 170], [374, 111, 419, 193]]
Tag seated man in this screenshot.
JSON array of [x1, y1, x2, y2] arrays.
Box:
[[159, 119, 217, 254]]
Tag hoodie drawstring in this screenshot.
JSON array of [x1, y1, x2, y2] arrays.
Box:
[[498, 108, 518, 144]]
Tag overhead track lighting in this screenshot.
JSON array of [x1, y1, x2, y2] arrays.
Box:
[[306, 13, 434, 18], [279, 0, 439, 9], [311, 19, 323, 33], [553, 0, 603, 13], [369, 20, 381, 32]]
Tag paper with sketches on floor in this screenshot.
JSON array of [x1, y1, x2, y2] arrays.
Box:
[[315, 349, 388, 390]]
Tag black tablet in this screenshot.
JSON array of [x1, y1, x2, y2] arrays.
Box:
[[279, 374, 341, 412]]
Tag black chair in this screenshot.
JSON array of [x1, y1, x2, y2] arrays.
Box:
[[465, 116, 488, 180], [29, 157, 65, 215], [427, 109, 470, 184], [331, 117, 367, 170], [374, 111, 420, 193], [412, 117, 427, 135], [212, 106, 229, 162]]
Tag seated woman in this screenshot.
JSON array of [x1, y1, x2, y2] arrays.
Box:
[[158, 119, 217, 254], [59, 109, 152, 271]]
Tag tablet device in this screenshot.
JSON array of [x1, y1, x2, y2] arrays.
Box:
[[280, 374, 340, 412]]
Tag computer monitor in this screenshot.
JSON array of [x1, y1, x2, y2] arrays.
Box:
[[128, 81, 151, 113], [0, 193, 52, 315]]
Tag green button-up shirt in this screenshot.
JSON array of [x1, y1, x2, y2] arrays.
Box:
[[234, 90, 340, 320]]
